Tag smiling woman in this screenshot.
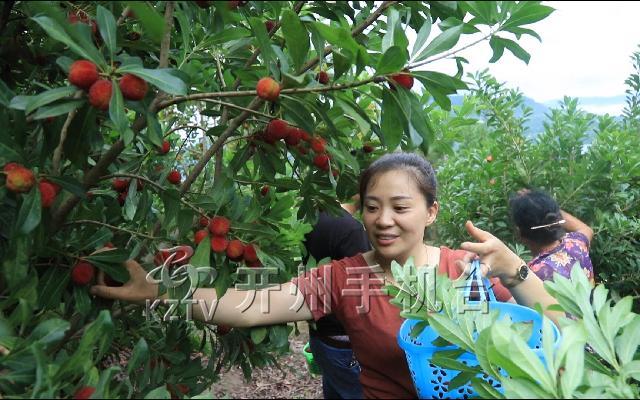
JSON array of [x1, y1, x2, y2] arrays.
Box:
[[91, 152, 563, 399]]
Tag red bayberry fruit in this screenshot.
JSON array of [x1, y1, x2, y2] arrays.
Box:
[[226, 240, 245, 261], [194, 229, 208, 244], [39, 181, 58, 208], [73, 386, 96, 400], [3, 162, 20, 172], [310, 137, 327, 153], [297, 144, 308, 155], [71, 261, 95, 286], [209, 216, 231, 236], [264, 20, 276, 33], [88, 79, 112, 111], [285, 127, 303, 146], [119, 74, 148, 101], [260, 185, 269, 196], [266, 119, 289, 141], [199, 215, 210, 227], [390, 69, 414, 90], [159, 140, 170, 154], [167, 170, 181, 185], [362, 144, 375, 153], [68, 11, 97, 35], [256, 77, 280, 102], [246, 259, 262, 268], [69, 60, 99, 90], [118, 191, 127, 206], [313, 154, 330, 171], [243, 243, 258, 263], [217, 324, 232, 335], [112, 178, 129, 192], [5, 166, 35, 193], [210, 236, 229, 253], [316, 71, 330, 84]]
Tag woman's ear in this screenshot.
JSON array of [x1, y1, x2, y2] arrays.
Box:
[[426, 201, 439, 226]]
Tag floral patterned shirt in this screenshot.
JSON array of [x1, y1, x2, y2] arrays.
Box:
[[528, 231, 594, 282]]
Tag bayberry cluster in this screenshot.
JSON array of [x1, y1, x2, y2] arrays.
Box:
[[194, 216, 262, 268]]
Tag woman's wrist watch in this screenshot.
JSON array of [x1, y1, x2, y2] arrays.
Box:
[[502, 261, 529, 289]]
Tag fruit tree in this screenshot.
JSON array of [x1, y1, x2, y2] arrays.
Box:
[[0, 1, 552, 397]]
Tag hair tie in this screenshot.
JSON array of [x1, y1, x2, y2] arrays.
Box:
[[530, 219, 566, 230]]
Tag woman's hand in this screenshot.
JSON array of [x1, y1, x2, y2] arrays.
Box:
[[91, 259, 159, 305], [458, 220, 523, 282]]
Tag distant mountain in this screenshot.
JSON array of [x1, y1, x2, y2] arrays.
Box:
[[450, 94, 550, 137], [449, 94, 626, 139]]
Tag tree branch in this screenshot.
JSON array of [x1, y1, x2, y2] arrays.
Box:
[[52, 90, 84, 175], [297, 0, 397, 74], [63, 219, 159, 240], [407, 28, 496, 70], [157, 76, 384, 110]]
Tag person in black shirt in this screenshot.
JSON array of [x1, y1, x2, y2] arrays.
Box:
[[303, 199, 371, 399]]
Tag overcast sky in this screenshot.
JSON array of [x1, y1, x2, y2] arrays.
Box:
[[417, 1, 640, 115]]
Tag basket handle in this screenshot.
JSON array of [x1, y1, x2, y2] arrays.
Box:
[[463, 259, 497, 302]]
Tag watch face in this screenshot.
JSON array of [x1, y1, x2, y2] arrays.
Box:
[[518, 264, 529, 280]]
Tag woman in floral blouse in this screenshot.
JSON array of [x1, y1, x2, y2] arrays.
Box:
[[509, 189, 595, 285]]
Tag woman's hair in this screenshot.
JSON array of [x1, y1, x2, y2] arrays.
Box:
[[509, 189, 565, 245], [359, 152, 437, 208]]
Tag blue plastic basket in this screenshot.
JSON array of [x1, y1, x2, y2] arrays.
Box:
[[397, 260, 561, 399]]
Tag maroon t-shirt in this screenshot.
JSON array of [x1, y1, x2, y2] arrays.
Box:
[[292, 247, 512, 399]]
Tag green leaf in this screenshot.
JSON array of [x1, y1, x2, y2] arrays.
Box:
[[0, 78, 14, 106], [411, 15, 432, 58], [146, 114, 164, 147], [28, 318, 70, 349], [502, 377, 552, 399], [16, 187, 42, 235], [109, 78, 129, 136], [73, 286, 92, 316], [428, 312, 475, 352], [249, 17, 277, 75], [499, 37, 531, 64], [191, 237, 211, 269], [96, 6, 117, 60], [281, 10, 309, 72], [464, 1, 498, 24], [502, 4, 555, 31], [311, 22, 360, 56], [126, 2, 165, 44], [380, 90, 405, 150], [560, 335, 585, 398], [488, 35, 506, 63], [31, 100, 85, 120], [25, 86, 78, 115], [415, 24, 463, 62], [31, 15, 106, 68], [9, 95, 31, 111], [144, 386, 171, 399], [333, 49, 352, 80], [376, 46, 407, 75], [117, 65, 187, 95], [85, 249, 131, 283], [128, 338, 150, 374], [413, 71, 468, 91], [38, 267, 70, 310], [470, 377, 504, 399], [615, 314, 640, 364], [251, 327, 268, 344]]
